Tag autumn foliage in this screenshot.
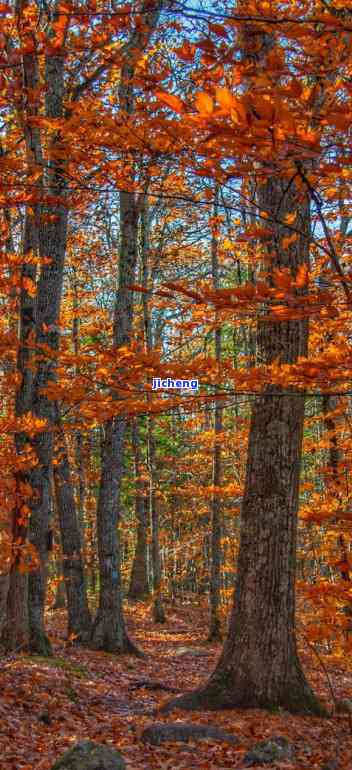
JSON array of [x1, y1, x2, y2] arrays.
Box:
[[0, 0, 351, 764]]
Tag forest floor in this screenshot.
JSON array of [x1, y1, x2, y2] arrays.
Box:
[[0, 602, 351, 770]]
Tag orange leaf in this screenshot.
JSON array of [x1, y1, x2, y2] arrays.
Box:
[[282, 233, 298, 249], [195, 92, 214, 115], [295, 264, 309, 288], [216, 86, 233, 111], [209, 23, 228, 37], [284, 212, 297, 225], [174, 42, 195, 62], [273, 268, 292, 291], [155, 91, 184, 113]]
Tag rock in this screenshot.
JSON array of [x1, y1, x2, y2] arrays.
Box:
[[51, 741, 125, 770], [173, 647, 209, 657], [243, 735, 294, 766], [141, 722, 238, 746]]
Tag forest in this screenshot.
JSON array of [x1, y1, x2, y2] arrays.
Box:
[[0, 0, 351, 769]]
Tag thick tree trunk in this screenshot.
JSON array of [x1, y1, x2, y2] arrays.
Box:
[[160, 175, 325, 716], [128, 419, 150, 600], [53, 408, 92, 642], [157, 20, 325, 716]]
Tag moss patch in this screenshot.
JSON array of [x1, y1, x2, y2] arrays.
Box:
[[23, 656, 89, 679]]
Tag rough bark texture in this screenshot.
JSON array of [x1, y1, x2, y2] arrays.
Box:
[[2, 210, 35, 650], [128, 419, 150, 600], [90, 187, 140, 651], [92, 416, 139, 652], [149, 417, 166, 623], [140, 198, 165, 622], [53, 408, 92, 642], [208, 186, 222, 642], [160, 175, 325, 715], [159, 18, 325, 717], [27, 44, 68, 655]]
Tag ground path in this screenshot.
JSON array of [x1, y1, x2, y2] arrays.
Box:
[[0, 602, 351, 769]]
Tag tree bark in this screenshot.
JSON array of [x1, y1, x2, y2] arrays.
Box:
[[53, 407, 92, 642], [91, 1, 165, 653], [208, 186, 223, 641], [160, 171, 326, 714], [149, 417, 166, 623], [1, 16, 42, 649], [140, 196, 166, 622], [2, 208, 37, 650], [27, 42, 68, 655], [128, 419, 150, 600]]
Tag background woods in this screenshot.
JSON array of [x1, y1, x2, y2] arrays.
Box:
[[0, 0, 352, 766]]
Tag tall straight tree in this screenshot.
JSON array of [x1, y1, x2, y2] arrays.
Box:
[[2, 0, 119, 652], [91, 1, 166, 652], [161, 22, 325, 715], [129, 199, 152, 602], [1, 1, 69, 653], [208, 186, 223, 642], [128, 418, 150, 600], [141, 195, 165, 623], [53, 406, 92, 643]]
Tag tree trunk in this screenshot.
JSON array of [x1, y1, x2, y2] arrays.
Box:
[[72, 269, 87, 548], [161, 172, 325, 714], [91, 415, 140, 652], [91, 2, 165, 652], [1, 208, 37, 650], [1, 9, 43, 651], [128, 419, 150, 600], [90, 181, 141, 651], [53, 407, 92, 642], [140, 196, 165, 622], [149, 417, 165, 623], [27, 46, 68, 655], [208, 186, 223, 641]]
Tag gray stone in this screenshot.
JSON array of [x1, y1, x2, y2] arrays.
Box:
[[173, 647, 209, 657], [51, 741, 125, 770], [141, 721, 238, 746], [244, 735, 294, 766]]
